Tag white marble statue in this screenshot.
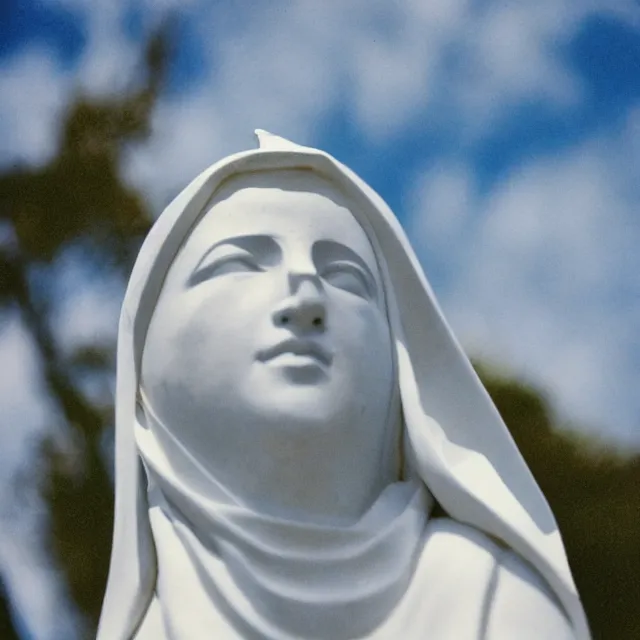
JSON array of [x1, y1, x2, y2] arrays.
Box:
[[98, 131, 590, 639]]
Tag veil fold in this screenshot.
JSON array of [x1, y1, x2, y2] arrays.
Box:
[[98, 130, 589, 639]]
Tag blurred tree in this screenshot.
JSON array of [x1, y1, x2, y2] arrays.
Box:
[[478, 365, 640, 640], [0, 27, 638, 639], [0, 27, 170, 636], [0, 577, 20, 640]]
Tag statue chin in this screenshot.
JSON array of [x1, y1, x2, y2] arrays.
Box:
[[244, 368, 365, 430]]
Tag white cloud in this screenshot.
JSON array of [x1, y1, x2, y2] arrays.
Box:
[[125, 0, 637, 204], [2, 0, 638, 197], [125, 2, 345, 207], [50, 252, 122, 354], [409, 163, 477, 253], [408, 114, 640, 447], [49, 0, 145, 97], [0, 315, 51, 483], [449, 2, 584, 134], [0, 0, 155, 170], [0, 49, 71, 169], [122, 97, 228, 210], [0, 518, 83, 640]]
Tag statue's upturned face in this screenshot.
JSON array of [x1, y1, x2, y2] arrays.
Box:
[[141, 170, 394, 476]]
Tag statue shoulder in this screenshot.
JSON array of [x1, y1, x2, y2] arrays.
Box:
[[422, 517, 506, 560], [419, 518, 575, 638], [488, 548, 575, 639], [134, 594, 166, 640]]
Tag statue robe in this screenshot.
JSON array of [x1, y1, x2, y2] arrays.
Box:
[[134, 519, 574, 639]]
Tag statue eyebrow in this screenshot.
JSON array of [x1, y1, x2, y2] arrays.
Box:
[[191, 235, 377, 290]]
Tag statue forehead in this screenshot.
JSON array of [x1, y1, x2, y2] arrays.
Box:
[[186, 169, 375, 248]]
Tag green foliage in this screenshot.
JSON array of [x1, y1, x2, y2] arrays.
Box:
[[478, 365, 640, 640]]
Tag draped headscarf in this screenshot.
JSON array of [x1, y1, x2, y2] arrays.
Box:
[[98, 131, 589, 639]]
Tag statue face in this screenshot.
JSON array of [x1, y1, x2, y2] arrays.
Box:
[[141, 170, 394, 473]]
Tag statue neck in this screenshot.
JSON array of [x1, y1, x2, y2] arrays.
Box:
[[139, 391, 402, 526]]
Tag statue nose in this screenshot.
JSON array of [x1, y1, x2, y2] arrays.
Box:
[[272, 281, 327, 332]]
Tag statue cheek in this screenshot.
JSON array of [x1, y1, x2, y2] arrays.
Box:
[[334, 321, 393, 387], [193, 275, 280, 322], [344, 307, 392, 354]]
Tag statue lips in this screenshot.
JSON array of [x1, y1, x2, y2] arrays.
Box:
[[257, 338, 333, 369]]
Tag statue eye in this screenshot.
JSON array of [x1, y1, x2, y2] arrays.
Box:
[[207, 256, 261, 277], [190, 252, 262, 286], [322, 262, 372, 299]]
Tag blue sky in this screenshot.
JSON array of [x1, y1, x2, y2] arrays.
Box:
[[1, 1, 639, 637]]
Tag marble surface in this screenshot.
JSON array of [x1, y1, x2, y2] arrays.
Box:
[[98, 131, 589, 639]]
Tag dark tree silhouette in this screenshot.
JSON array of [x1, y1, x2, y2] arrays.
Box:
[[0, 577, 20, 640], [0, 29, 169, 636]]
